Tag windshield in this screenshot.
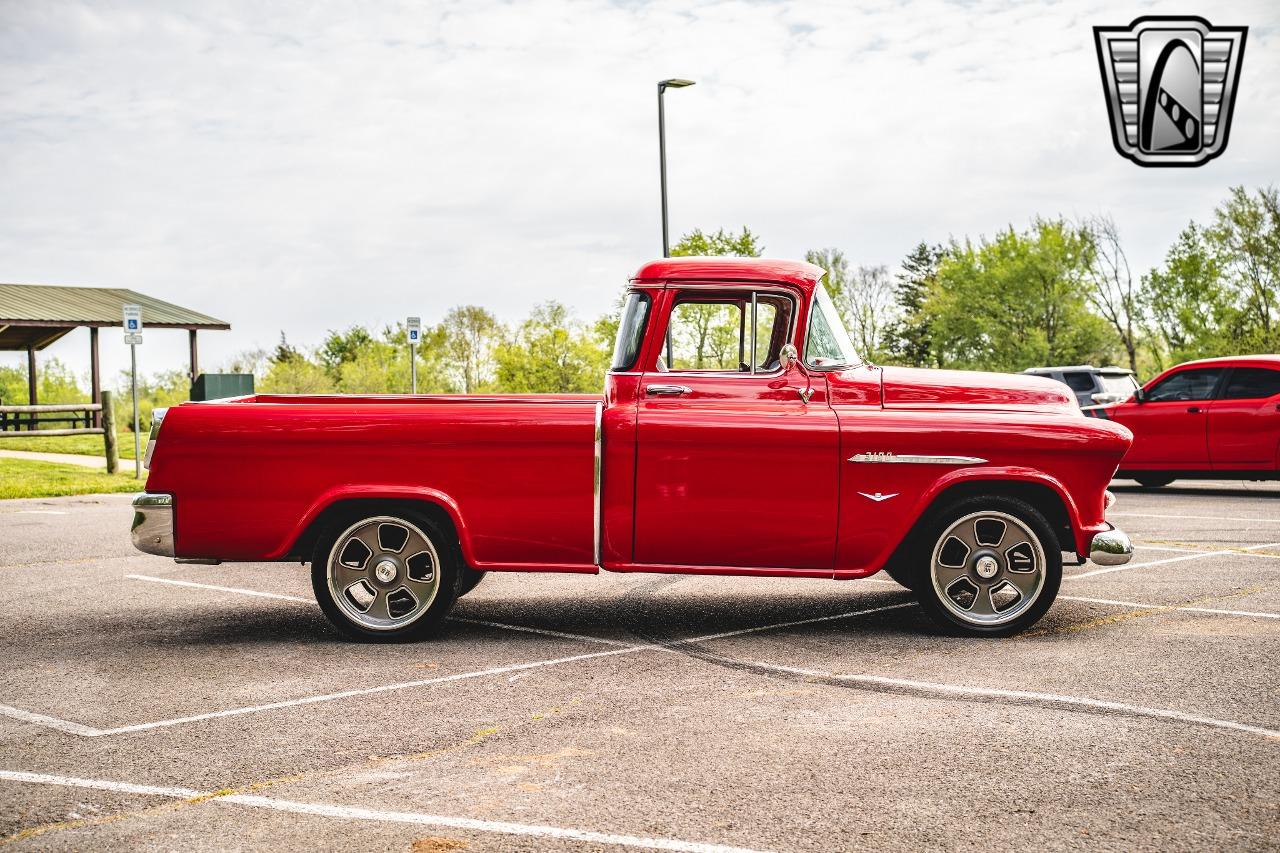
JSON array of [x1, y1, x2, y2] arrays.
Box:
[[610, 292, 650, 371], [805, 283, 860, 368]]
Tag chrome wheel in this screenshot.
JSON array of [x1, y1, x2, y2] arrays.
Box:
[[929, 510, 1047, 628], [326, 516, 442, 632]]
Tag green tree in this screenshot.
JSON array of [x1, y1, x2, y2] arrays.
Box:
[[318, 326, 375, 381], [260, 354, 336, 394], [886, 242, 945, 367], [1083, 215, 1142, 374], [1208, 185, 1280, 351], [805, 248, 850, 302], [439, 306, 502, 393], [925, 219, 1112, 371], [1139, 222, 1228, 367], [670, 226, 763, 258], [111, 368, 189, 433], [494, 302, 608, 392]]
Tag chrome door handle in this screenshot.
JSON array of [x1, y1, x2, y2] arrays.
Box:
[[646, 384, 692, 396]]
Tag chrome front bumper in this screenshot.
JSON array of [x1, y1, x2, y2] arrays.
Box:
[[1089, 526, 1133, 566], [131, 493, 174, 557]]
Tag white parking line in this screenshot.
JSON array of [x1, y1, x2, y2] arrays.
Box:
[[0, 770, 772, 853], [1060, 595, 1280, 620], [710, 659, 1280, 740], [0, 704, 102, 737], [6, 579, 913, 737], [126, 575, 311, 602], [1066, 542, 1280, 580], [94, 646, 646, 736], [1110, 511, 1280, 524]]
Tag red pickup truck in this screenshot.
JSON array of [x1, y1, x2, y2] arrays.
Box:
[[132, 258, 1134, 639]]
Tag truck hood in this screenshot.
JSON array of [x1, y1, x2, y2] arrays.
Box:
[[878, 365, 1079, 414]]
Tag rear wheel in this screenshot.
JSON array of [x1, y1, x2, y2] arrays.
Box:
[[1134, 475, 1174, 488], [907, 495, 1061, 637], [311, 510, 460, 642]]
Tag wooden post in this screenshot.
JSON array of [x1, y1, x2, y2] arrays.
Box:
[[101, 390, 118, 474], [26, 346, 37, 408], [189, 329, 199, 388], [90, 327, 102, 429]]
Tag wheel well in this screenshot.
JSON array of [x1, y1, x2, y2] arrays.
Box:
[[287, 498, 461, 563], [882, 479, 1075, 576]]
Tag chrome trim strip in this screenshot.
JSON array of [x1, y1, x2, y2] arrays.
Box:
[[848, 453, 988, 465], [593, 401, 603, 567], [130, 492, 175, 557]]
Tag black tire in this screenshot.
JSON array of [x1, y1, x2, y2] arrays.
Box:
[[1134, 475, 1174, 488], [310, 508, 460, 642], [904, 495, 1062, 637], [881, 560, 917, 591], [457, 566, 486, 597]]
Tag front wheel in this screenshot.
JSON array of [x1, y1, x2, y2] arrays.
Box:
[[907, 496, 1062, 637], [311, 510, 460, 642]]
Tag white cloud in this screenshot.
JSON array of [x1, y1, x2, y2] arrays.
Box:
[[1, 0, 1277, 382]]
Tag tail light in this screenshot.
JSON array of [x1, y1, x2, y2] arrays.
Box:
[[144, 408, 168, 469]]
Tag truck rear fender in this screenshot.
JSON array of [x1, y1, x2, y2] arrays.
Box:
[[282, 485, 474, 566]]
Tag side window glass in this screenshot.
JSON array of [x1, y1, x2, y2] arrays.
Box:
[[1062, 372, 1096, 393], [750, 295, 794, 371], [1146, 368, 1223, 402], [1222, 368, 1280, 400], [666, 301, 744, 371], [661, 293, 795, 373]]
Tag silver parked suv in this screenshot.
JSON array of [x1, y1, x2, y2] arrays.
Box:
[[1022, 365, 1140, 408]]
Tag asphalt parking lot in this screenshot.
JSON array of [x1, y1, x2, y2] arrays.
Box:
[[1, 482, 1278, 851]]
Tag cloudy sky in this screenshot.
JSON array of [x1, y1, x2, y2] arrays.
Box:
[[2, 0, 1277, 384]]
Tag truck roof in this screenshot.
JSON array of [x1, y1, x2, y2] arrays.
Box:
[[630, 257, 827, 293]]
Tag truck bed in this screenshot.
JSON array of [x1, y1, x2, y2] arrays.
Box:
[[144, 394, 602, 569]]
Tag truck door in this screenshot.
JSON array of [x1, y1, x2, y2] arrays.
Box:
[[632, 286, 840, 571]]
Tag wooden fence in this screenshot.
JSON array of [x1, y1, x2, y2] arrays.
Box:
[[0, 393, 120, 472]]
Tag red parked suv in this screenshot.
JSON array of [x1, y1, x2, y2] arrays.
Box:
[[1085, 355, 1280, 487]]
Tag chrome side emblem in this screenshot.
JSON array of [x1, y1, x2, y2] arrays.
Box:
[[798, 388, 814, 404], [849, 453, 987, 466], [858, 492, 898, 502], [1094, 16, 1247, 167]]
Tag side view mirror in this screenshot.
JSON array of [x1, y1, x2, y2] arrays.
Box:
[[1132, 387, 1146, 403], [779, 343, 799, 371]]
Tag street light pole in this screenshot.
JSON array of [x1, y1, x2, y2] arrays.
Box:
[[657, 78, 695, 258]]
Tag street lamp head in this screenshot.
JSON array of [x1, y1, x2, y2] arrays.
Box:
[[659, 78, 696, 90]]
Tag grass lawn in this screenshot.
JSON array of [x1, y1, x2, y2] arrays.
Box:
[[0, 431, 136, 459], [0, 458, 145, 500]]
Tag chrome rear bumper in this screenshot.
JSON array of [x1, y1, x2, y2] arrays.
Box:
[[131, 493, 174, 557], [1089, 526, 1133, 566]]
